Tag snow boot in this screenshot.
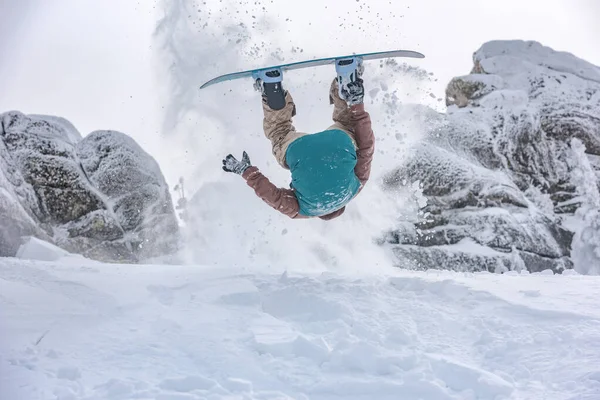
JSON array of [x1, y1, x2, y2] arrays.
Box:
[[335, 57, 365, 106], [253, 68, 286, 110]]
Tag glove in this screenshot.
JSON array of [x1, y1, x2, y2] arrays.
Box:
[[222, 151, 251, 175], [340, 76, 365, 106]]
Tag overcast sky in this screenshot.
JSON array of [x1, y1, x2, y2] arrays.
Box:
[[0, 0, 599, 187]]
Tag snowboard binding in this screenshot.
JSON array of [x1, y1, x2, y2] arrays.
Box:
[[335, 57, 365, 106], [253, 68, 286, 110]]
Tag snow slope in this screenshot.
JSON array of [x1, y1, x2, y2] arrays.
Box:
[[2, 257, 600, 400]]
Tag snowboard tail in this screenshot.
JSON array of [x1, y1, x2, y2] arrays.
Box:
[[199, 49, 425, 90]]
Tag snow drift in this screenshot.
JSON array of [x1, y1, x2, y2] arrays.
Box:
[[2, 258, 600, 399]]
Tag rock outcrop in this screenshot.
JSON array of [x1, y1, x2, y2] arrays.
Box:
[[0, 111, 179, 262], [386, 40, 600, 273]]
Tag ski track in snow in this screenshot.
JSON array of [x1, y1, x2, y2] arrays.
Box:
[[2, 259, 600, 400]]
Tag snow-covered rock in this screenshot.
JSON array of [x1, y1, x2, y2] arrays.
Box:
[[0, 115, 63, 256], [387, 40, 600, 273], [77, 130, 180, 259], [0, 111, 179, 262], [569, 138, 600, 274], [1, 112, 105, 224]]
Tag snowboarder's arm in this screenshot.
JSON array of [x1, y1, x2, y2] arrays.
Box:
[[242, 166, 344, 221], [242, 166, 307, 219], [350, 104, 375, 186]]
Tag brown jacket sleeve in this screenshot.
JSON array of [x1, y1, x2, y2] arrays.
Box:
[[242, 166, 307, 219], [350, 103, 375, 187]]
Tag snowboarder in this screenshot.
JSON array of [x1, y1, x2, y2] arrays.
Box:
[[222, 59, 374, 220]]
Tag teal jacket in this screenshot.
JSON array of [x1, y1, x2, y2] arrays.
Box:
[[242, 103, 374, 221], [285, 129, 361, 217]]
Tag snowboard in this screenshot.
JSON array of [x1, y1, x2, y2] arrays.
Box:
[[199, 49, 425, 89]]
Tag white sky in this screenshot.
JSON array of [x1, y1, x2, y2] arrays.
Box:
[[0, 0, 599, 188]]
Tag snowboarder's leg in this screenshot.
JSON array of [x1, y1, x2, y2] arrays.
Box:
[[326, 79, 358, 147], [329, 78, 354, 131], [261, 90, 306, 169], [326, 58, 365, 147]]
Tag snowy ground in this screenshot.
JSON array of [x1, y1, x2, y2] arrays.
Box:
[[2, 256, 600, 400]]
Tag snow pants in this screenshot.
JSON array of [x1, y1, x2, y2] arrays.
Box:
[[262, 79, 358, 169]]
